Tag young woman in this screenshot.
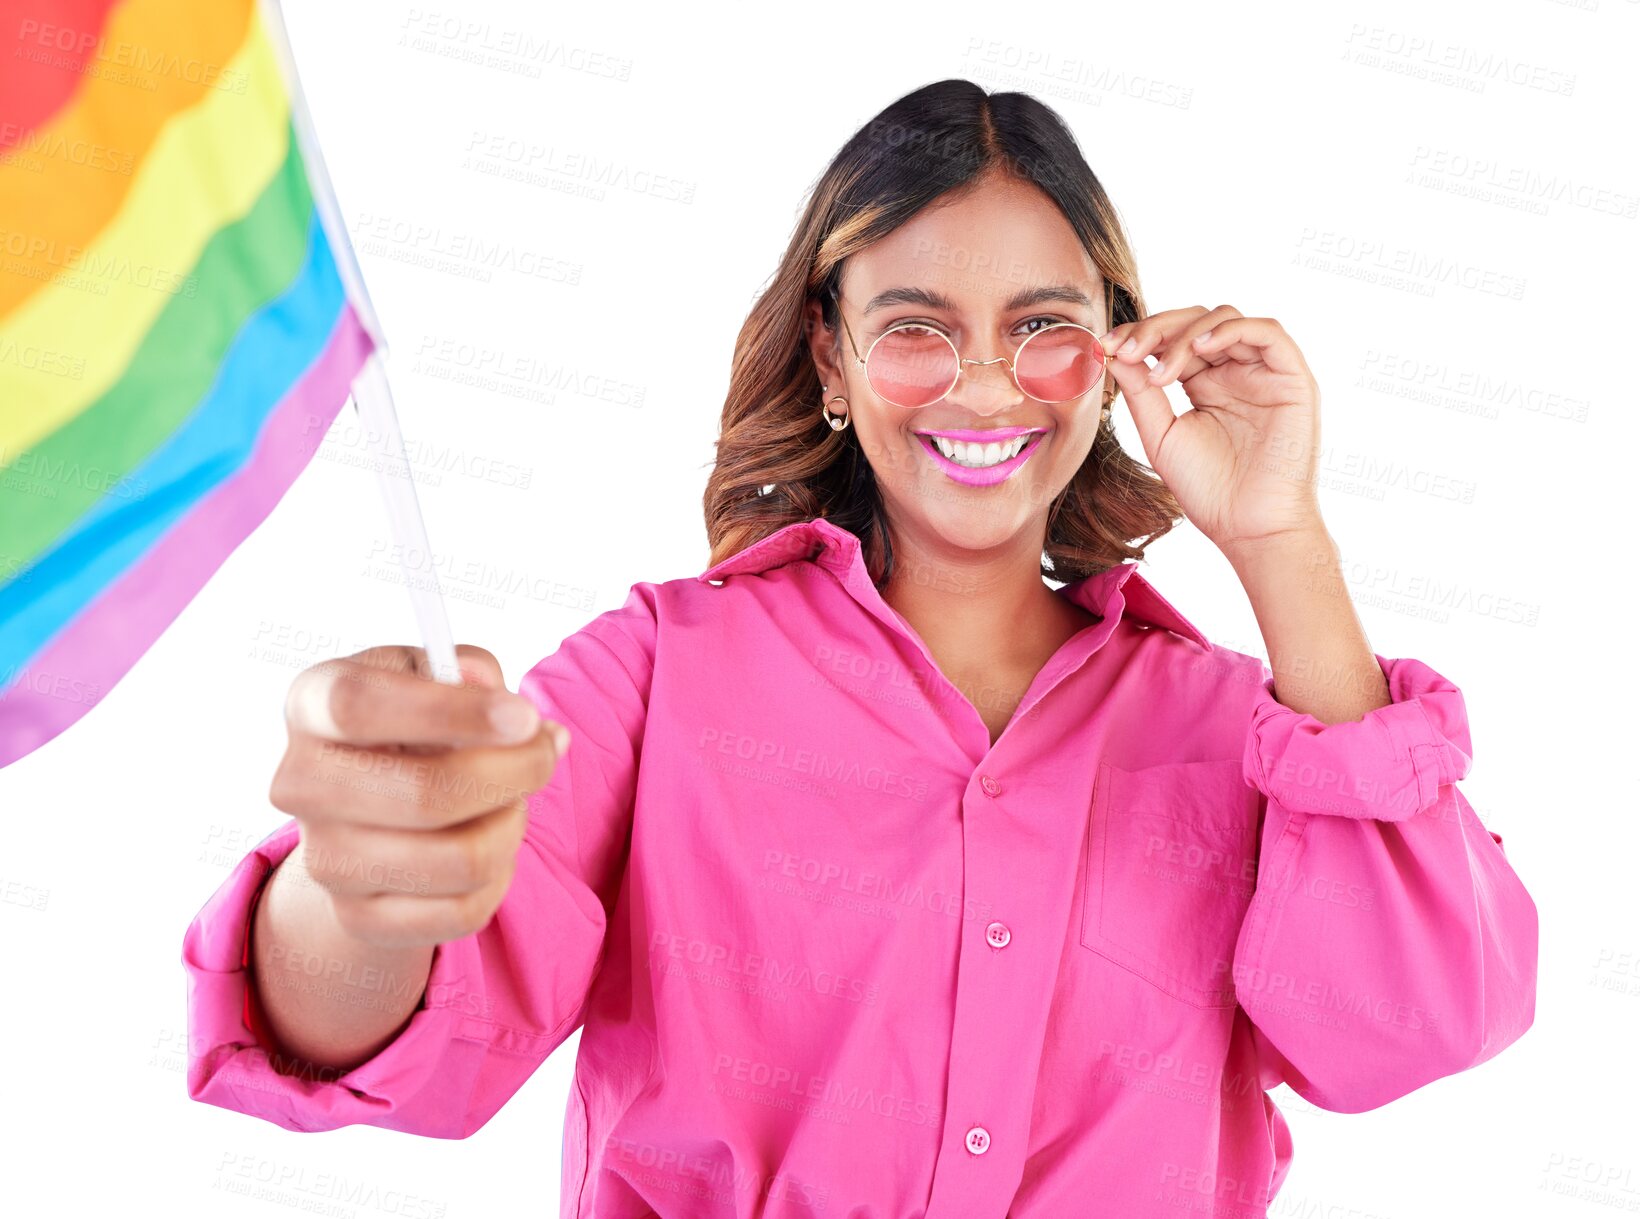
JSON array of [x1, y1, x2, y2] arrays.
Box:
[[183, 80, 1538, 1217]]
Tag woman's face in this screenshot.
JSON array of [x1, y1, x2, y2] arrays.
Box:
[[807, 171, 1111, 562]]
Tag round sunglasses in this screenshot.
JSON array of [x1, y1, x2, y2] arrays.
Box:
[[829, 287, 1111, 409]]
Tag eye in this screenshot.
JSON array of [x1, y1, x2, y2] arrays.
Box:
[[874, 316, 1075, 342], [1016, 315, 1069, 337]]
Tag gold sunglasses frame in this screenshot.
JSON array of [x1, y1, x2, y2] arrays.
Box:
[[827, 285, 1114, 410]]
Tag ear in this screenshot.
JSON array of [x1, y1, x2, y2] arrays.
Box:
[[804, 296, 847, 389]]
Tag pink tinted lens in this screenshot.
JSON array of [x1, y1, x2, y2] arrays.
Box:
[[1016, 326, 1105, 402], [867, 327, 958, 408]]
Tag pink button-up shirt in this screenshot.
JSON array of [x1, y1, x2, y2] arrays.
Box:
[[182, 515, 1539, 1217]]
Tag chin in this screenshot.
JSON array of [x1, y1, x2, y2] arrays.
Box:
[[915, 498, 1038, 553]]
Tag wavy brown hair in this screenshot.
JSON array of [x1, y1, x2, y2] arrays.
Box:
[[702, 78, 1182, 586]]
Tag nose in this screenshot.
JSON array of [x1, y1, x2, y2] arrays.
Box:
[[949, 354, 1022, 414]]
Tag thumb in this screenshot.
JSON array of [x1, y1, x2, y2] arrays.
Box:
[[452, 643, 507, 692], [1106, 354, 1178, 463]]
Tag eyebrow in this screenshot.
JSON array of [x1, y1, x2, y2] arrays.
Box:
[[863, 284, 1097, 313]]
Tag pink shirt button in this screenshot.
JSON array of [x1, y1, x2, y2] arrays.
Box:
[[965, 1125, 991, 1155], [985, 921, 1011, 948], [979, 774, 1002, 797]]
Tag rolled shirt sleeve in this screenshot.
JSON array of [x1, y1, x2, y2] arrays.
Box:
[[1232, 652, 1539, 1113], [181, 583, 659, 1137]]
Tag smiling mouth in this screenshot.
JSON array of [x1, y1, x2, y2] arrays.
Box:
[[924, 433, 1029, 467], [911, 428, 1048, 484], [912, 427, 1047, 470]]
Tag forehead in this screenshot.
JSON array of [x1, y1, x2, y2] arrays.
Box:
[[842, 175, 1101, 308]]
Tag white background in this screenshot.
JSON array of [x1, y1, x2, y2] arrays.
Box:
[[3, 0, 1637, 1215]]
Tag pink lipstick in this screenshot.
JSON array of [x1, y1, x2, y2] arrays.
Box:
[[911, 426, 1048, 487]]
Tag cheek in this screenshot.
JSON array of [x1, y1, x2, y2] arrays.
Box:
[[1044, 423, 1098, 477], [849, 414, 921, 481]]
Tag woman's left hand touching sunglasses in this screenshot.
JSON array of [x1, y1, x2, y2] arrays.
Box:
[[1101, 305, 1327, 560]]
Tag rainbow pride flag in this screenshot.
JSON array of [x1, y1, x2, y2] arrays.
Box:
[[0, 0, 381, 767]]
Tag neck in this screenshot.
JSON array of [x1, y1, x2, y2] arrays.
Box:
[[877, 517, 1093, 666]]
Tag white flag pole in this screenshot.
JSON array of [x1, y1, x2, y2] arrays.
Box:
[[258, 0, 462, 685]]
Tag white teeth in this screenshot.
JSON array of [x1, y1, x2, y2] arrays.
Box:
[[930, 434, 1031, 468]]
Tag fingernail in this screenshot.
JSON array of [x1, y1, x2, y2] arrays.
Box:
[[551, 724, 571, 755], [1195, 329, 1214, 345], [488, 695, 539, 743], [1148, 361, 1168, 382], [1118, 338, 1138, 355]]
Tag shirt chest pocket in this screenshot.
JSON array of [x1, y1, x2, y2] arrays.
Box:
[[1079, 757, 1262, 1009]]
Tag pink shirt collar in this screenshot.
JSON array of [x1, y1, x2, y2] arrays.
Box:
[[698, 514, 1214, 653]]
